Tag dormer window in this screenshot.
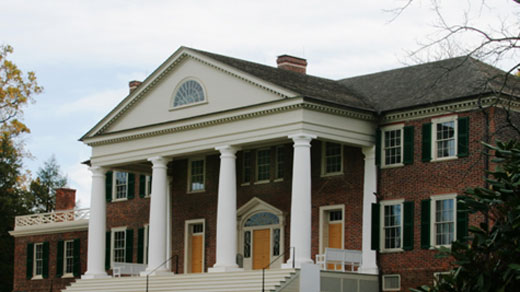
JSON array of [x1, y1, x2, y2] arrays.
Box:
[[172, 79, 206, 108]]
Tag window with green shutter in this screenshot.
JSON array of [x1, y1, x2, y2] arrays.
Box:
[[105, 231, 111, 270], [73, 239, 81, 277], [457, 196, 469, 242], [125, 229, 134, 263], [139, 174, 146, 198], [26, 243, 34, 279], [127, 173, 135, 199], [375, 129, 381, 166], [42, 242, 49, 278], [403, 126, 414, 165], [137, 228, 144, 264], [56, 240, 64, 277]]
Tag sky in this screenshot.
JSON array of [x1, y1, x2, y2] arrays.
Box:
[[2, 0, 518, 209]]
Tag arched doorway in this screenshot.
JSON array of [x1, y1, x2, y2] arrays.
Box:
[[237, 198, 284, 270]]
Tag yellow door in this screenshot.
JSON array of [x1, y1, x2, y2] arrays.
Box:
[[327, 223, 342, 270], [253, 229, 270, 270], [191, 234, 203, 273]]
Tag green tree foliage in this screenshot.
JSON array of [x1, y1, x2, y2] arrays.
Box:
[[0, 133, 32, 292], [30, 155, 68, 213], [0, 44, 42, 136], [412, 140, 520, 292]]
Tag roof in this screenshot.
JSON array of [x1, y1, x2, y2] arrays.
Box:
[[339, 56, 520, 113], [186, 47, 375, 111]]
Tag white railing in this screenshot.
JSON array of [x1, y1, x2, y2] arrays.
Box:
[[14, 208, 90, 228]]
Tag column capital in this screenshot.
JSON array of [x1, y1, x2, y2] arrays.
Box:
[[148, 156, 169, 168], [288, 133, 317, 147], [89, 166, 107, 177], [362, 146, 376, 161], [215, 145, 240, 154]]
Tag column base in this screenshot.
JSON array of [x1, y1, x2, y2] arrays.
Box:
[[282, 258, 314, 269], [82, 272, 110, 279], [208, 265, 243, 273]]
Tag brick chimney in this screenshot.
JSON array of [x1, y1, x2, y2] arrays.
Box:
[[129, 80, 142, 93], [55, 188, 76, 211], [276, 55, 307, 74]]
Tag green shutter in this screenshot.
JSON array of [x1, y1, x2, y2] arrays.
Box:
[[56, 240, 64, 277], [148, 176, 152, 196], [375, 129, 381, 166], [421, 199, 431, 249], [422, 123, 432, 162], [137, 228, 145, 264], [42, 242, 49, 279], [371, 203, 380, 250], [26, 243, 34, 279], [125, 229, 134, 263], [403, 201, 415, 250], [457, 117, 470, 157], [128, 173, 135, 199], [403, 126, 414, 165], [106, 171, 113, 202], [105, 231, 111, 270], [139, 175, 146, 198], [457, 196, 469, 242], [73, 239, 81, 277]]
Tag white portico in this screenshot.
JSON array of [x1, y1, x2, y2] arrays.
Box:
[[81, 47, 378, 277]]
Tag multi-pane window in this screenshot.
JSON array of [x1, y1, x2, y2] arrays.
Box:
[[242, 151, 251, 184], [113, 230, 126, 263], [115, 172, 128, 199], [329, 210, 342, 222], [434, 198, 455, 245], [189, 159, 205, 192], [383, 204, 402, 249], [64, 240, 74, 274], [34, 243, 44, 276], [193, 223, 203, 234], [384, 129, 402, 165], [256, 149, 271, 181], [275, 146, 284, 180], [323, 142, 342, 174], [436, 121, 456, 158]]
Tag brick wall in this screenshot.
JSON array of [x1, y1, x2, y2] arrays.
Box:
[[378, 109, 490, 291], [13, 231, 87, 292]]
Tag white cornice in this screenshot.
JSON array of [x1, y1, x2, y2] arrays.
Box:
[[9, 219, 88, 237], [84, 100, 375, 147]]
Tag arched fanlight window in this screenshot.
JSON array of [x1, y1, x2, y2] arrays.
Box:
[[244, 212, 279, 227], [172, 80, 205, 107]]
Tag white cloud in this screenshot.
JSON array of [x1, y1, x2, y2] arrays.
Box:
[[65, 159, 92, 209], [57, 87, 127, 116]]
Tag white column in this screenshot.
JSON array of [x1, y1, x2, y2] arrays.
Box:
[[166, 176, 172, 271], [83, 166, 109, 279], [209, 145, 242, 272], [144, 156, 172, 275], [359, 146, 378, 274], [283, 133, 316, 268]]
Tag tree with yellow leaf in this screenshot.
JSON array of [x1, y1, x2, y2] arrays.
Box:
[[0, 44, 42, 135], [0, 44, 42, 292]]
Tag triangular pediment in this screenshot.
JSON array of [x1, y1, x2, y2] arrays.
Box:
[[81, 47, 298, 140]]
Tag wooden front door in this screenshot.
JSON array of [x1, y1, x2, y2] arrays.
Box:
[[252, 229, 270, 270], [190, 234, 203, 273], [327, 223, 342, 269]]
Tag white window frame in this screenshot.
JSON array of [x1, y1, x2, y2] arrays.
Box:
[[184, 219, 206, 274], [188, 157, 205, 193], [255, 148, 271, 183], [381, 124, 404, 168], [321, 141, 344, 176], [431, 115, 458, 161], [63, 240, 75, 277], [32, 242, 44, 279], [274, 145, 284, 182], [380, 199, 404, 252], [382, 274, 401, 291], [113, 171, 128, 201], [318, 204, 345, 254], [111, 227, 127, 267], [430, 194, 457, 247]]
